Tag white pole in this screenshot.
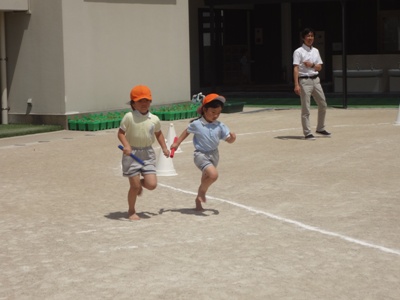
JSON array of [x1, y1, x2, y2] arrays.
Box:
[[395, 102, 400, 125], [0, 12, 8, 124]]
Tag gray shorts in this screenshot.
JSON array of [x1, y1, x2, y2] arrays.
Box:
[[194, 149, 219, 171], [122, 147, 156, 177]]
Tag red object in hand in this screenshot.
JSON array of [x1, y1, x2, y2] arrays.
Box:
[[170, 137, 178, 158]]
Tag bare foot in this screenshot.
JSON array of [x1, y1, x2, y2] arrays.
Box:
[[195, 197, 204, 211], [128, 210, 140, 220], [128, 213, 140, 221]]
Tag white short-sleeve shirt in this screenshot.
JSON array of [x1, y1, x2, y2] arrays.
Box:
[[293, 44, 323, 77]]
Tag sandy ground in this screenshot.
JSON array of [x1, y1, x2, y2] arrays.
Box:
[[1, 107, 400, 300]]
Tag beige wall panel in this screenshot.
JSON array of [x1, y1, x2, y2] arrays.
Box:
[[6, 0, 65, 115], [0, 0, 29, 11], [61, 0, 190, 114], [6, 0, 190, 118]]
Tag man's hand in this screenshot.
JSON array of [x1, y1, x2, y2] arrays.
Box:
[[294, 85, 301, 96], [304, 60, 314, 68]]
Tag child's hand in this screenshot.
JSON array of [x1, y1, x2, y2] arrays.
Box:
[[122, 146, 132, 156], [226, 132, 236, 143], [162, 148, 170, 158], [170, 142, 178, 151]]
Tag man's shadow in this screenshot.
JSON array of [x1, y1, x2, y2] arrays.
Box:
[[275, 135, 305, 140], [275, 135, 331, 140], [158, 208, 219, 217], [104, 211, 158, 221]]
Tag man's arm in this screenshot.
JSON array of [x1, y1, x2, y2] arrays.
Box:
[[293, 65, 301, 96]]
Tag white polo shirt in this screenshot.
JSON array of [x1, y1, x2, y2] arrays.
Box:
[[120, 110, 161, 148], [293, 44, 323, 77]]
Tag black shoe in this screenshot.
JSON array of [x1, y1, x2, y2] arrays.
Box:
[[305, 134, 316, 140], [316, 130, 331, 136]]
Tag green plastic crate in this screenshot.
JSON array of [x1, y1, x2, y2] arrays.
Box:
[[77, 120, 87, 131], [68, 119, 78, 130], [113, 119, 121, 128], [106, 120, 114, 129], [87, 120, 100, 131], [99, 121, 107, 130], [164, 111, 177, 121]]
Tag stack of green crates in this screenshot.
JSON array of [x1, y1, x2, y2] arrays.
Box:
[[150, 103, 199, 121], [68, 103, 200, 131], [68, 111, 127, 131]]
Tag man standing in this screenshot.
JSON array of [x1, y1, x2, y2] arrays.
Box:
[[293, 28, 331, 140]]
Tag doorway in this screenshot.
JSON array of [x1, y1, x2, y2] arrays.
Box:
[[198, 8, 252, 87]]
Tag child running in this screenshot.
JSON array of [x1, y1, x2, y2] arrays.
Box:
[[171, 93, 236, 211], [118, 85, 170, 220]]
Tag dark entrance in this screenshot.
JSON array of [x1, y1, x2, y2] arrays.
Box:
[[198, 8, 251, 87], [198, 4, 287, 88]]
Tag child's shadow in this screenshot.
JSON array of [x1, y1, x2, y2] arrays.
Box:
[[158, 208, 219, 217], [104, 211, 158, 221]]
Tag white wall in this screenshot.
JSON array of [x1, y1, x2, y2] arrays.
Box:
[[6, 0, 191, 122], [189, 0, 202, 93], [6, 0, 65, 115], [0, 0, 29, 11], [62, 0, 191, 114]]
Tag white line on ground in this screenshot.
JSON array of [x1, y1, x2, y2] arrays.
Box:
[[159, 183, 400, 257], [76, 230, 97, 234]]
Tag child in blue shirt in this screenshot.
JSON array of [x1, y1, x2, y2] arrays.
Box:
[[171, 93, 236, 210]]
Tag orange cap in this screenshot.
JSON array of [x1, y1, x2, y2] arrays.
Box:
[[197, 93, 226, 114], [130, 85, 152, 102], [202, 93, 226, 106]]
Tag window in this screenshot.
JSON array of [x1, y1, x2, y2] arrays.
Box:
[[379, 11, 400, 53]]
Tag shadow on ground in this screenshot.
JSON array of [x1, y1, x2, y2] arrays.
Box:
[[275, 135, 332, 140], [275, 136, 304, 140], [104, 211, 158, 221], [158, 208, 219, 216]]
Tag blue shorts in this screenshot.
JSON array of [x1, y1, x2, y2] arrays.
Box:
[[122, 147, 156, 177], [193, 149, 219, 171]]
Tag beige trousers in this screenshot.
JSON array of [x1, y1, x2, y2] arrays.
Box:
[[299, 77, 327, 136]]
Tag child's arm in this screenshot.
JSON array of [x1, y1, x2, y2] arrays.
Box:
[[117, 128, 132, 156], [171, 129, 190, 150], [225, 132, 236, 144], [155, 130, 170, 158]]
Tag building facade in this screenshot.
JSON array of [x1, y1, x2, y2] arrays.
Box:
[[2, 0, 191, 127], [1, 0, 400, 127]]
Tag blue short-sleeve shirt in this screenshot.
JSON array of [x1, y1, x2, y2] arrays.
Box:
[[187, 117, 231, 152]]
